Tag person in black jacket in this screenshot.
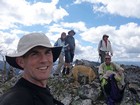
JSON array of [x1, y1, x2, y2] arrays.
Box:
[[0, 33, 64, 105]]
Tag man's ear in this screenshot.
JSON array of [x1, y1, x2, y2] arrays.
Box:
[[16, 57, 24, 68]]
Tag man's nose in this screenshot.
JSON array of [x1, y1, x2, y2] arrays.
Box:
[[40, 54, 49, 62]]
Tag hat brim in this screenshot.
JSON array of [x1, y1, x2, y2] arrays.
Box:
[[68, 31, 75, 35], [6, 46, 62, 70], [103, 35, 109, 38]]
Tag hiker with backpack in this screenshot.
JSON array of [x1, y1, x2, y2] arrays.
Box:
[[98, 34, 113, 63], [98, 55, 125, 105]]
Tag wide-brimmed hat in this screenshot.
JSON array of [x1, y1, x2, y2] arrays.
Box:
[[68, 30, 76, 35], [6, 33, 62, 70], [103, 34, 109, 38]]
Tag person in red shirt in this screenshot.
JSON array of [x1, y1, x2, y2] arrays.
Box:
[[98, 34, 113, 63]]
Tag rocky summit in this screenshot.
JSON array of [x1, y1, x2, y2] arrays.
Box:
[[0, 59, 140, 105]]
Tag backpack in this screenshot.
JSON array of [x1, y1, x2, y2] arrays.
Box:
[[104, 74, 125, 105], [54, 38, 59, 46]]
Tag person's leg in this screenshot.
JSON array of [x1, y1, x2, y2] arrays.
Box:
[[103, 78, 115, 105], [68, 50, 74, 71], [65, 51, 71, 75], [120, 73, 125, 86], [100, 50, 106, 63], [70, 50, 74, 63], [63, 51, 70, 75], [55, 53, 64, 75]]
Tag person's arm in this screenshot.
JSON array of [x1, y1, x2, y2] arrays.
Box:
[[113, 63, 124, 73], [112, 62, 124, 81], [98, 64, 104, 80], [54, 39, 59, 46], [0, 88, 33, 105], [108, 40, 113, 56], [98, 40, 102, 56], [64, 36, 70, 50], [74, 38, 75, 50], [98, 64, 108, 87]]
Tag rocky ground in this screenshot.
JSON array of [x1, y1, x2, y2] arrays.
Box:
[[0, 59, 140, 105]]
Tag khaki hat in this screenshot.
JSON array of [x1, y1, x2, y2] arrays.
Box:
[[6, 33, 62, 70], [103, 34, 109, 38]]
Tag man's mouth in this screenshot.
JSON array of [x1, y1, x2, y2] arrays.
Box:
[[38, 66, 49, 70]]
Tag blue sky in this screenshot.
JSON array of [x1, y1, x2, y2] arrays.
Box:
[[0, 0, 140, 62]]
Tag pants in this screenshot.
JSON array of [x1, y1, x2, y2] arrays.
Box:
[[55, 52, 65, 74], [65, 50, 74, 63], [100, 50, 106, 63]]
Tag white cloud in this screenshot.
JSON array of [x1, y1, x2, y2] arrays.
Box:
[[75, 22, 140, 61], [61, 22, 87, 32], [0, 0, 68, 30], [45, 22, 88, 43], [0, 31, 20, 55], [0, 0, 140, 62], [74, 0, 140, 18], [75, 45, 97, 61], [1, 21, 140, 61]]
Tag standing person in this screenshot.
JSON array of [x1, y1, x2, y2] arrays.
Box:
[[62, 30, 76, 75], [0, 33, 64, 105], [98, 55, 125, 105], [54, 32, 66, 76], [98, 34, 113, 63]]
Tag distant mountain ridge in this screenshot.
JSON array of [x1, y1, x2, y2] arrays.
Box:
[[0, 60, 140, 71], [116, 61, 140, 67], [0, 61, 10, 70]]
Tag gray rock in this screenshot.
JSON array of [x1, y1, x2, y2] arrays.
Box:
[[0, 60, 140, 105]]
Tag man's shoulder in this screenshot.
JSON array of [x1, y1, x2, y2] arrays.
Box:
[[99, 62, 106, 67], [111, 62, 118, 66], [65, 35, 74, 42], [66, 35, 74, 39], [0, 87, 33, 104]]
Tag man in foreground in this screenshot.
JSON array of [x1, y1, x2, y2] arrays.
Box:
[[0, 33, 64, 105]]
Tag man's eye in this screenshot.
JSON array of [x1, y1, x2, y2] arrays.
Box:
[[30, 51, 38, 56], [47, 51, 51, 54], [46, 50, 52, 54]]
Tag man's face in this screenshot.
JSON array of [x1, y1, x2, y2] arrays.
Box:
[[69, 32, 75, 36], [105, 57, 111, 65], [103, 36, 108, 41], [16, 46, 53, 86]]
